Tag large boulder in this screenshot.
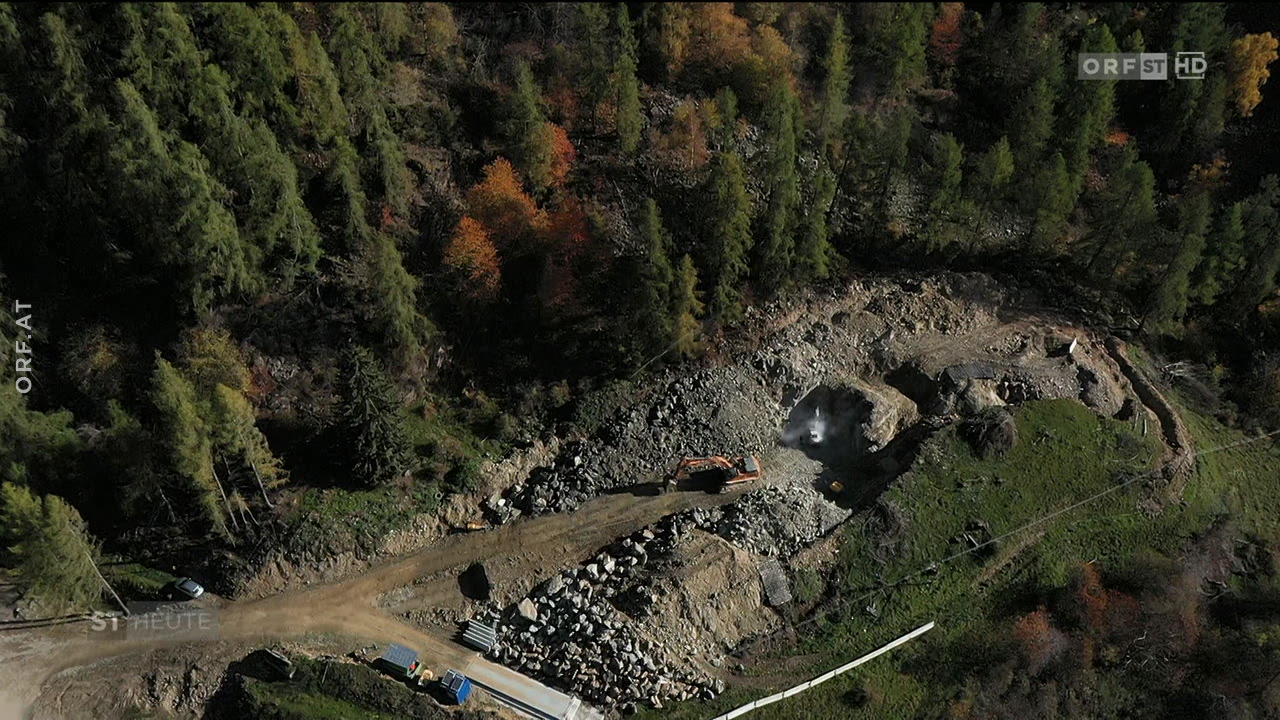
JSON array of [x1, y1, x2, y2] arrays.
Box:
[[853, 381, 919, 451]]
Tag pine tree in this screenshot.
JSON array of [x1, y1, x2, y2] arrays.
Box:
[[1147, 190, 1211, 333], [188, 3, 300, 134], [876, 4, 931, 98], [1192, 202, 1246, 306], [817, 13, 851, 157], [1062, 24, 1117, 193], [974, 136, 1014, 200], [756, 76, 801, 295], [109, 80, 252, 315], [327, 5, 386, 124], [713, 86, 739, 150], [1029, 153, 1074, 249], [636, 198, 675, 350], [0, 389, 80, 489], [178, 327, 251, 396], [184, 63, 321, 286], [1230, 176, 1280, 315], [671, 254, 705, 357], [925, 133, 965, 250], [1084, 147, 1157, 281], [357, 232, 426, 357], [326, 6, 411, 216], [0, 481, 42, 565], [796, 161, 837, 283], [1227, 33, 1280, 117], [615, 3, 643, 155], [0, 483, 103, 616], [1012, 77, 1055, 172], [298, 31, 349, 145], [578, 3, 611, 127], [705, 152, 753, 323], [505, 60, 556, 192], [210, 384, 287, 507], [116, 3, 205, 130], [339, 347, 415, 488], [149, 357, 226, 538], [648, 2, 693, 79], [1158, 3, 1231, 159], [466, 157, 544, 252]]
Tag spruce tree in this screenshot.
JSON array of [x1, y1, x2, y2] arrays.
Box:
[[635, 198, 674, 351], [974, 136, 1014, 200], [671, 254, 705, 357], [796, 161, 837, 283], [578, 3, 611, 126], [1084, 147, 1157, 281], [505, 60, 556, 192], [149, 357, 226, 538], [339, 347, 414, 488], [817, 13, 851, 156], [0, 483, 103, 616], [1147, 190, 1211, 333], [756, 76, 801, 295], [1029, 153, 1074, 249], [705, 152, 753, 323], [1012, 77, 1055, 173], [615, 3, 643, 155]]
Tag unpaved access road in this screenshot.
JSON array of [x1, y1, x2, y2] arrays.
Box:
[[0, 470, 798, 720]]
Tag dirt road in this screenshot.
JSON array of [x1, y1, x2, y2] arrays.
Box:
[[0, 477, 777, 719]]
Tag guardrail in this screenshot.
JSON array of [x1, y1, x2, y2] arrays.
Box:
[[709, 621, 936, 720]]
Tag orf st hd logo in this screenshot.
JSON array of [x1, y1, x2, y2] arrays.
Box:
[[1078, 52, 1206, 81]]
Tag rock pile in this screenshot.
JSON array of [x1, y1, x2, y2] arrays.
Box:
[[499, 443, 603, 518], [478, 516, 722, 711], [714, 485, 850, 557]]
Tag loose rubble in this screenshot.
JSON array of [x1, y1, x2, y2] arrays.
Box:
[[476, 514, 725, 712]]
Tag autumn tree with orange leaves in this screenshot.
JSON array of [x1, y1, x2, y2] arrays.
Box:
[[465, 158, 544, 253], [444, 216, 502, 302], [547, 123, 576, 189]]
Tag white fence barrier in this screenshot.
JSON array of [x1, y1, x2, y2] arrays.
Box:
[[710, 621, 936, 720]]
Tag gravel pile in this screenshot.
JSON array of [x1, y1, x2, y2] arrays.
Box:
[[714, 485, 851, 557]]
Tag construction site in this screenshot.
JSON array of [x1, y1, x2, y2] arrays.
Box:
[[0, 273, 1203, 719]]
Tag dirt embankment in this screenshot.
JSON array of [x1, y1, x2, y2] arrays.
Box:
[[1104, 336, 1195, 499]]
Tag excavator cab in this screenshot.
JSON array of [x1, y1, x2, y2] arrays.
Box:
[[671, 455, 762, 493]]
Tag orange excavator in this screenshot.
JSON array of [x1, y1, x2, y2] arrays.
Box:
[[669, 455, 762, 493]]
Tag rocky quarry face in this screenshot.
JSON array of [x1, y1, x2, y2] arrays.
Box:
[[467, 273, 1141, 713]]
